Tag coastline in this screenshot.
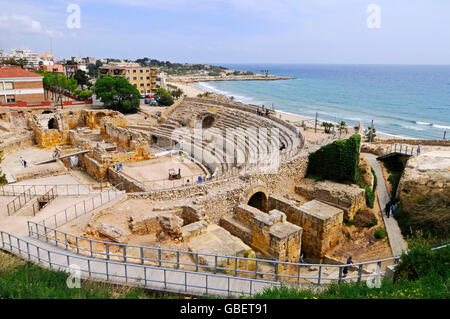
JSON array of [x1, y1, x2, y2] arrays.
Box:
[[168, 80, 409, 141]]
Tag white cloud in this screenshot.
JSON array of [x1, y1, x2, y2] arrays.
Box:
[[0, 14, 43, 34]]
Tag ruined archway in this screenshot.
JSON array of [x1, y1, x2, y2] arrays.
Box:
[[243, 185, 269, 213], [48, 118, 57, 129], [202, 115, 216, 129]]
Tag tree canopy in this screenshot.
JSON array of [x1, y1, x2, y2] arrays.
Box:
[[154, 88, 174, 106], [94, 76, 140, 113]]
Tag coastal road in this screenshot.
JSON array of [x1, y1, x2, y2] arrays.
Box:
[[364, 153, 407, 257]]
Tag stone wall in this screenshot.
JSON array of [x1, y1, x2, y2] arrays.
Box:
[[295, 179, 365, 220], [220, 204, 302, 263], [107, 168, 146, 192], [296, 200, 344, 258]]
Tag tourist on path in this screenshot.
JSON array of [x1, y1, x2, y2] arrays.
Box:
[[343, 256, 352, 277], [391, 203, 397, 216], [417, 144, 422, 155], [23, 160, 27, 168], [19, 156, 24, 166], [385, 201, 391, 218]]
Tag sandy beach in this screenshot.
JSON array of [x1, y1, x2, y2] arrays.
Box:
[[168, 81, 402, 141]]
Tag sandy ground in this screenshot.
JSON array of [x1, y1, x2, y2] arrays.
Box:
[[168, 81, 205, 97], [120, 155, 205, 188], [1, 146, 66, 181]]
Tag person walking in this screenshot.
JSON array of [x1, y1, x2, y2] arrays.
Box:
[[417, 144, 422, 155], [385, 201, 391, 218], [343, 256, 353, 277], [19, 156, 24, 166], [391, 203, 397, 216], [23, 160, 27, 168]]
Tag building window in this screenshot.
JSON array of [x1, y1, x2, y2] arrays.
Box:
[[140, 77, 144, 80], [133, 77, 137, 80], [146, 69, 149, 73], [127, 70, 130, 73], [6, 95, 15, 103], [4, 82, 13, 90], [140, 83, 144, 87], [0, 83, 3, 90], [127, 77, 130, 80], [147, 83, 150, 86], [140, 69, 143, 73], [146, 76, 150, 80], [133, 70, 136, 73]]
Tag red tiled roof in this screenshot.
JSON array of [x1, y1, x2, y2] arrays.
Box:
[[0, 66, 43, 78]]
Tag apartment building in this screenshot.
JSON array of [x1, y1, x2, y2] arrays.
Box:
[[0, 66, 45, 104], [99, 65, 159, 93]]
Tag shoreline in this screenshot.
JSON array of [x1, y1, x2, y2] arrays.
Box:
[[168, 80, 411, 141]]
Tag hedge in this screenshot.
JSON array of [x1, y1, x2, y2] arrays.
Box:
[[306, 134, 361, 183]]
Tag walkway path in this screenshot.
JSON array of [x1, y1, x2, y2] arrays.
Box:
[[364, 153, 407, 257]]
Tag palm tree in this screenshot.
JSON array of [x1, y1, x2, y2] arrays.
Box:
[[338, 121, 348, 136]]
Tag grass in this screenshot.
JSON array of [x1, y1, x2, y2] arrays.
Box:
[[253, 245, 450, 299], [374, 227, 387, 239], [0, 250, 188, 299]]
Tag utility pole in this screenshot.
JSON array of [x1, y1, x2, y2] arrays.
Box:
[[369, 119, 374, 142], [444, 131, 447, 140], [314, 112, 318, 133]]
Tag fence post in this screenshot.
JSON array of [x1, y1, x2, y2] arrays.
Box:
[[196, 253, 199, 272], [158, 248, 162, 267], [214, 255, 218, 274], [140, 247, 144, 264], [318, 266, 322, 284], [90, 240, 93, 257], [338, 267, 343, 284], [255, 260, 258, 279], [65, 233, 68, 249], [275, 263, 279, 281], [48, 251, 52, 269], [358, 264, 363, 282], [105, 243, 110, 260], [123, 245, 127, 262], [177, 251, 180, 269], [76, 237, 79, 254]]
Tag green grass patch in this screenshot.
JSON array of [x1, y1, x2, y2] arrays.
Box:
[[374, 227, 387, 239], [366, 218, 378, 228], [345, 219, 356, 227], [0, 251, 188, 299], [371, 167, 377, 192], [253, 245, 450, 299]]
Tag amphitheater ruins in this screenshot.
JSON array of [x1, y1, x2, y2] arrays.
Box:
[[4, 95, 442, 295]]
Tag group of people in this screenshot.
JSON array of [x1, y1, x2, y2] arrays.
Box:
[[256, 105, 271, 117], [19, 156, 27, 168], [384, 201, 397, 218], [110, 161, 123, 172]]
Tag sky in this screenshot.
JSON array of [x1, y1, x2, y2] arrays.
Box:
[[0, 0, 449, 64]]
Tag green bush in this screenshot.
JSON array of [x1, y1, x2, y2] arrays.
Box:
[[363, 185, 375, 208], [154, 88, 174, 106], [393, 245, 450, 283], [306, 134, 361, 183], [371, 167, 377, 192], [374, 227, 387, 239], [345, 219, 356, 226], [366, 218, 378, 228]]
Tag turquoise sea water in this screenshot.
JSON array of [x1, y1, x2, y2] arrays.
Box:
[[195, 64, 450, 139]]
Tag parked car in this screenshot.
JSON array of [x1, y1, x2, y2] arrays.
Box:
[[140, 94, 146, 99], [145, 97, 158, 106]]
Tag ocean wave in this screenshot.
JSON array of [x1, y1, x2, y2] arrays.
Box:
[[416, 121, 432, 125], [433, 124, 450, 129]]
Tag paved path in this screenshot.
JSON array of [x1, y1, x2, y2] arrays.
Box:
[[0, 232, 279, 298], [364, 153, 407, 257]]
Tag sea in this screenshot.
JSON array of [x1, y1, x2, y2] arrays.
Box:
[[194, 64, 450, 140]]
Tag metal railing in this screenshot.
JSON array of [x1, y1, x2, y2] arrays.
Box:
[[6, 185, 37, 216], [0, 230, 280, 297], [35, 185, 125, 229], [381, 144, 418, 157], [0, 183, 107, 197], [28, 218, 403, 285]]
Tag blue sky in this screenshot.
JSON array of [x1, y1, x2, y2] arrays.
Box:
[[0, 0, 449, 64]]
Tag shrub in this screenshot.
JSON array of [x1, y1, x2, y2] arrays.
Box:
[[345, 219, 356, 226], [371, 167, 377, 192], [393, 245, 450, 283], [306, 134, 361, 183], [363, 185, 375, 208], [374, 227, 387, 239], [366, 218, 378, 228], [154, 88, 174, 106]]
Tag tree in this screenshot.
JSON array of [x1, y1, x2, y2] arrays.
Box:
[[321, 122, 333, 134], [94, 76, 140, 114], [170, 88, 184, 100], [67, 77, 78, 92], [338, 121, 348, 136], [365, 126, 377, 142], [154, 88, 174, 106], [73, 70, 89, 89], [78, 90, 92, 100]]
